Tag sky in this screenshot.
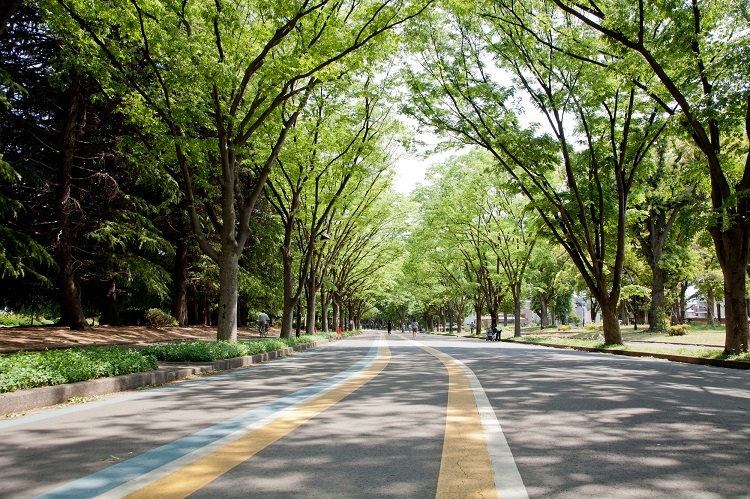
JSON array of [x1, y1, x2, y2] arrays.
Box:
[[393, 159, 429, 194]]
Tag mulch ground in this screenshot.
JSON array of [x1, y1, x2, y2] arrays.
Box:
[[0, 325, 274, 354]]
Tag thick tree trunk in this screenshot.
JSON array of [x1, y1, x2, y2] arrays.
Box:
[[601, 299, 622, 345], [720, 249, 750, 353], [216, 250, 239, 342], [55, 71, 88, 331], [648, 266, 667, 332], [540, 293, 549, 328]]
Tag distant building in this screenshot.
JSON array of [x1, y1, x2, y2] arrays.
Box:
[[685, 297, 725, 323]]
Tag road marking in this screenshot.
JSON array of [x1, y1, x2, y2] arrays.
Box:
[[121, 335, 391, 498], [35, 337, 382, 498], [397, 335, 528, 499]]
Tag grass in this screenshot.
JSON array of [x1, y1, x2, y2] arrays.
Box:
[[504, 331, 750, 363], [0, 331, 350, 393]]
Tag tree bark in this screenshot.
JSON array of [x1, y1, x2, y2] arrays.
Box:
[[305, 276, 317, 335], [718, 242, 750, 353], [100, 278, 120, 326], [648, 266, 667, 332], [512, 282, 522, 337], [279, 243, 297, 338], [55, 71, 88, 330], [216, 249, 239, 342], [540, 293, 549, 328], [601, 300, 622, 345], [171, 223, 189, 326]]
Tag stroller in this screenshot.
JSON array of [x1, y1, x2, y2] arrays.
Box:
[[486, 328, 494, 341]]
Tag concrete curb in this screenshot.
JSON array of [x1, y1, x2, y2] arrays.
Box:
[[0, 339, 331, 416], [510, 340, 750, 370]]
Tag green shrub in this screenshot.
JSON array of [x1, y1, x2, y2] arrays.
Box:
[[0, 347, 158, 393], [585, 322, 603, 331], [144, 309, 178, 328], [557, 324, 572, 331], [142, 334, 338, 362], [668, 324, 690, 336]]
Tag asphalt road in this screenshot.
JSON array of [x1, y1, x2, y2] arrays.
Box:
[[1, 331, 748, 498]]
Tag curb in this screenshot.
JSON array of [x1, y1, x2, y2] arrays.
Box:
[[510, 340, 750, 370], [0, 340, 331, 416]]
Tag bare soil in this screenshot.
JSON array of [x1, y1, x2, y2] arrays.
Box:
[[0, 325, 276, 354]]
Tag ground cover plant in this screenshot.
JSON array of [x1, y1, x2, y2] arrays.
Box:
[[0, 331, 352, 393], [0, 347, 158, 393], [141, 332, 342, 362]]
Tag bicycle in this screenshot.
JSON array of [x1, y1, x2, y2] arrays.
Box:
[[258, 322, 268, 338]]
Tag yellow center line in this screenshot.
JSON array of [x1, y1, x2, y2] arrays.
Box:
[[125, 335, 391, 499], [397, 335, 498, 499]]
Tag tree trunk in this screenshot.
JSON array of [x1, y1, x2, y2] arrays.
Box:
[[279, 246, 297, 338], [540, 293, 549, 328], [320, 286, 330, 332], [719, 248, 750, 353], [216, 250, 239, 342], [305, 276, 317, 335], [648, 265, 667, 332], [601, 300, 622, 345], [101, 278, 120, 326], [55, 71, 88, 331], [332, 296, 341, 333], [706, 288, 716, 325], [171, 226, 189, 326], [513, 283, 522, 337]]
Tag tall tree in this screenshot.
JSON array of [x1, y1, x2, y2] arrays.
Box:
[[402, 5, 668, 344], [544, 0, 750, 353], [41, 0, 433, 341]]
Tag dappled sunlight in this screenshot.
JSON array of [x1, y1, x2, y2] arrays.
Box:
[[464, 342, 750, 498]]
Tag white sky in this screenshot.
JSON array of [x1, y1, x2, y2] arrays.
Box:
[[393, 163, 428, 194]]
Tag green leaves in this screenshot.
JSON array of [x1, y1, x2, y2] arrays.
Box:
[[0, 347, 158, 393]]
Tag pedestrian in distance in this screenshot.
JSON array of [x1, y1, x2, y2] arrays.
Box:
[[257, 309, 269, 337], [387, 321, 392, 335], [495, 325, 502, 341], [411, 319, 419, 338], [470, 321, 475, 335]]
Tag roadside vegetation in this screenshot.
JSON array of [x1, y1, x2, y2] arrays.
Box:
[[429, 322, 750, 362], [0, 333, 353, 393], [0, 347, 158, 393]]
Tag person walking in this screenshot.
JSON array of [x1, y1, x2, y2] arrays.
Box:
[[411, 319, 419, 338], [387, 321, 392, 335], [470, 321, 475, 335]]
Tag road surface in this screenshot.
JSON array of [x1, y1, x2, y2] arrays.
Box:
[[1, 331, 748, 498]]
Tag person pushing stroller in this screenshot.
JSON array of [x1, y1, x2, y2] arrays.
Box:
[[486, 325, 502, 341]]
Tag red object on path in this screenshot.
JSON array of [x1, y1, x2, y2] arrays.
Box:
[[336, 327, 342, 336]]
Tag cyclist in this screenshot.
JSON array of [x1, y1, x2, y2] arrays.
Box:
[[258, 309, 269, 337]]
